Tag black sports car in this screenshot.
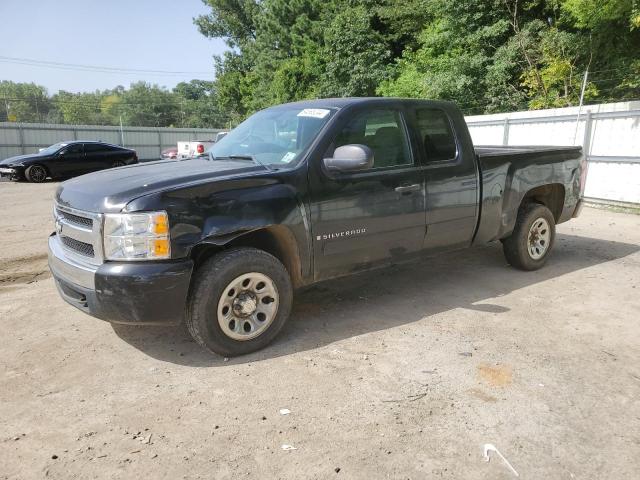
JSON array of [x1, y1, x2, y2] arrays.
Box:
[[0, 141, 138, 182]]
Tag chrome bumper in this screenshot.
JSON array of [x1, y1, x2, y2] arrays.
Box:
[[48, 234, 97, 289]]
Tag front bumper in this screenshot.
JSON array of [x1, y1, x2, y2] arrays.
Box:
[[0, 167, 17, 177], [48, 234, 193, 325]]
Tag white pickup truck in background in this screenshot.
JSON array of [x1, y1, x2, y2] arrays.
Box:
[[176, 132, 228, 159], [177, 140, 214, 159]]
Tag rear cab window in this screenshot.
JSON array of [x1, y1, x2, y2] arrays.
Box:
[[412, 108, 458, 163]]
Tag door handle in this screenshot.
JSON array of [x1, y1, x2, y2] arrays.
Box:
[[395, 184, 421, 194]]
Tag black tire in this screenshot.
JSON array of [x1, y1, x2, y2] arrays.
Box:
[[186, 248, 293, 357], [502, 203, 556, 271], [24, 164, 48, 183]]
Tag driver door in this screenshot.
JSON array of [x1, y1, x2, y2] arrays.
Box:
[[308, 106, 427, 281]]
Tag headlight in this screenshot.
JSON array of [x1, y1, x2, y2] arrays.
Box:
[[103, 211, 170, 260]]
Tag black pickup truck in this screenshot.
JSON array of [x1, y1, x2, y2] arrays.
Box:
[[49, 98, 586, 356]]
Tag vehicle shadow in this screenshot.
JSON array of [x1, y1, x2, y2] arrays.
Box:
[[111, 233, 639, 366]]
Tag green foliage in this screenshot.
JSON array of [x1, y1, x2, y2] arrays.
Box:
[[0, 81, 51, 122], [118, 82, 178, 127], [197, 0, 640, 116], [0, 81, 229, 128], [319, 5, 392, 97], [520, 26, 598, 108], [561, 0, 635, 29], [53, 91, 104, 125], [195, 0, 260, 48]]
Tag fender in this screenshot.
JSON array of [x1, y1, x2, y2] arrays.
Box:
[[125, 171, 313, 285]]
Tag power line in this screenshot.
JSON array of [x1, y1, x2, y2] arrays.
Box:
[[1, 95, 217, 107], [0, 56, 214, 77]]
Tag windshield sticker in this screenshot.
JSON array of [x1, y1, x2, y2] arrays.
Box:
[[281, 152, 297, 163], [297, 108, 330, 119]]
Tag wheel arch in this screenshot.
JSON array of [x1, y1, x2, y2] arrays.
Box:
[[520, 183, 565, 222], [190, 225, 304, 288]]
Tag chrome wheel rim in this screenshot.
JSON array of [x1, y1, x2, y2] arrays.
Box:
[[217, 272, 279, 341], [528, 217, 550, 260], [31, 166, 46, 182]]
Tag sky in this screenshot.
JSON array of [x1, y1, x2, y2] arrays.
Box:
[[0, 0, 228, 94]]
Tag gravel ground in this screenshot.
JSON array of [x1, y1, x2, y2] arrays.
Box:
[[1, 180, 639, 480]]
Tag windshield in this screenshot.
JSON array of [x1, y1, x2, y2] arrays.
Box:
[[39, 142, 68, 155], [207, 106, 335, 168]]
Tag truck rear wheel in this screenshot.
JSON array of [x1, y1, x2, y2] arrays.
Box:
[[186, 248, 293, 357], [502, 203, 556, 271]]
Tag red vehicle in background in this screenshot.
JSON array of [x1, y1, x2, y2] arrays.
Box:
[[161, 147, 178, 159]]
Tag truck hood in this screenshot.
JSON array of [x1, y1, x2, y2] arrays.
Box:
[[56, 158, 263, 213]]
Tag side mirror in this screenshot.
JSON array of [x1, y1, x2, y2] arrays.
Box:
[[323, 144, 373, 173]]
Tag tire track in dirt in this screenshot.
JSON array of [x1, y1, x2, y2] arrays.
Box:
[[0, 253, 51, 287]]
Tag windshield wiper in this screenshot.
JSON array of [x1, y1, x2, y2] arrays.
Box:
[[212, 155, 273, 171], [228, 155, 273, 171]]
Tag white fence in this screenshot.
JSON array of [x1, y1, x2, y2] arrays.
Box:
[[0, 122, 222, 161], [466, 101, 640, 205]]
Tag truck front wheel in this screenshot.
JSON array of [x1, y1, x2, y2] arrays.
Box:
[[186, 248, 293, 356], [502, 203, 556, 271]]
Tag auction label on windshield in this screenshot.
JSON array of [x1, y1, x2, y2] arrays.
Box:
[[281, 152, 297, 163], [297, 108, 330, 119]]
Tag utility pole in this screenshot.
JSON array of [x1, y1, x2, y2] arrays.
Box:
[[120, 115, 125, 147], [573, 70, 589, 145]]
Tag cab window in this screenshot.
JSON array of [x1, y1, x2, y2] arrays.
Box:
[[413, 108, 457, 162], [331, 109, 412, 169]]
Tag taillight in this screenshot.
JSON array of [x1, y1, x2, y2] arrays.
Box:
[[197, 144, 204, 154]]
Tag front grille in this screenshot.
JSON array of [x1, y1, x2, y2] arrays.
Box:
[[57, 209, 93, 229], [61, 235, 95, 257]]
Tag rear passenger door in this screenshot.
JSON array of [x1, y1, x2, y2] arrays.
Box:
[[309, 106, 427, 280], [408, 106, 479, 252]]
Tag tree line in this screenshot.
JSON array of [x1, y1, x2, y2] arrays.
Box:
[[0, 80, 227, 128], [2, 0, 639, 128]]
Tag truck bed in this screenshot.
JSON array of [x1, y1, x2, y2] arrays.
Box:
[[472, 143, 584, 246]]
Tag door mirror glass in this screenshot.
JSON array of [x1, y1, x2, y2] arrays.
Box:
[[323, 144, 373, 172]]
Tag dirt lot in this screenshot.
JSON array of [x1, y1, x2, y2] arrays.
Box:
[[1, 180, 639, 480]]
